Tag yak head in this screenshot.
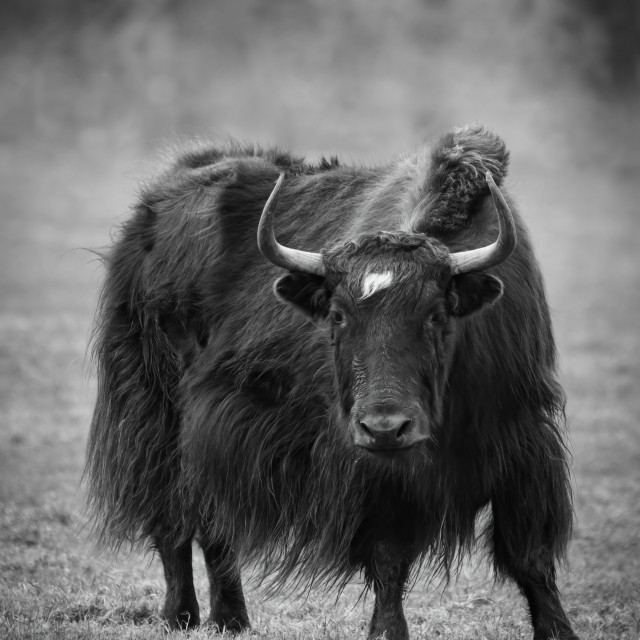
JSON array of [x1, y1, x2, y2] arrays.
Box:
[[258, 173, 515, 457]]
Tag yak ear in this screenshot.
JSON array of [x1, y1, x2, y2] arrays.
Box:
[[446, 272, 503, 318], [274, 272, 330, 320]]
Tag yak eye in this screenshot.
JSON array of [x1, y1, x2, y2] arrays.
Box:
[[330, 309, 346, 326], [428, 310, 447, 326]]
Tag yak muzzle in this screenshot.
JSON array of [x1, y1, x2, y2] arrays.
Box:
[[351, 409, 429, 451]]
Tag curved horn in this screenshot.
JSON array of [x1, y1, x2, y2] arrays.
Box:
[[257, 173, 326, 276], [449, 172, 517, 275]]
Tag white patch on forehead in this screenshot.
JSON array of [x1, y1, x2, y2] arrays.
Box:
[[360, 271, 394, 300]]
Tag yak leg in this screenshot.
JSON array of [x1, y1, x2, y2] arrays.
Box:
[[201, 541, 250, 633], [491, 486, 579, 640], [365, 541, 412, 640], [155, 537, 200, 630]]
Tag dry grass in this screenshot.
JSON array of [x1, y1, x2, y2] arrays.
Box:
[[1, 1, 639, 638]]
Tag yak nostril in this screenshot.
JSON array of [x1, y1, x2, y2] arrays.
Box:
[[352, 412, 426, 450], [358, 420, 374, 439], [357, 414, 413, 439], [396, 419, 412, 439]]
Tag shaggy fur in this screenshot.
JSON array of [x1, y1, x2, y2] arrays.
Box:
[[85, 126, 578, 640]]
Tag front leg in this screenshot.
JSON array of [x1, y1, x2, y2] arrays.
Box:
[[491, 458, 580, 640], [514, 556, 580, 640], [365, 541, 412, 640]]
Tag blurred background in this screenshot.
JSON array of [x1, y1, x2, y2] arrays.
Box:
[[0, 0, 639, 637]]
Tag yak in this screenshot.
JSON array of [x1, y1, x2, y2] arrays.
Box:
[[85, 125, 579, 640]]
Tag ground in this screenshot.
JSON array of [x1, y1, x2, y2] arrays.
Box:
[[1, 1, 639, 638]]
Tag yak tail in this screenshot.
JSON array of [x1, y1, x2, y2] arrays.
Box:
[[84, 218, 185, 551]]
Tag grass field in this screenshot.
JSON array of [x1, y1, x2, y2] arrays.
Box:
[[1, 1, 639, 638]]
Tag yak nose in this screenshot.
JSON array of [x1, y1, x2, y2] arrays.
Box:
[[353, 412, 426, 450]]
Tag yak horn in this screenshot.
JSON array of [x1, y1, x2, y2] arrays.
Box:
[[449, 172, 517, 275], [257, 173, 326, 276]]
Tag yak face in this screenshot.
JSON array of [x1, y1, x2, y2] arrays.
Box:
[[274, 232, 504, 456]]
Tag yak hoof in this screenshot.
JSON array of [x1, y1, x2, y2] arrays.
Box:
[[534, 627, 581, 640], [165, 608, 200, 631], [207, 615, 251, 635]]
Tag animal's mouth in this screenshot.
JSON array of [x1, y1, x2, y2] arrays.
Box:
[[355, 438, 427, 453], [353, 437, 430, 464]]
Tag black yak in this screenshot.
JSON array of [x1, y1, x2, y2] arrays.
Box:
[[85, 125, 579, 640]]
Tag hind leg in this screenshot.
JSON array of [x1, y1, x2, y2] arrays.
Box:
[[155, 537, 200, 630], [201, 540, 250, 633]]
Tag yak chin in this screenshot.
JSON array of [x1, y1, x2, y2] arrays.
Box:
[[352, 435, 433, 473]]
